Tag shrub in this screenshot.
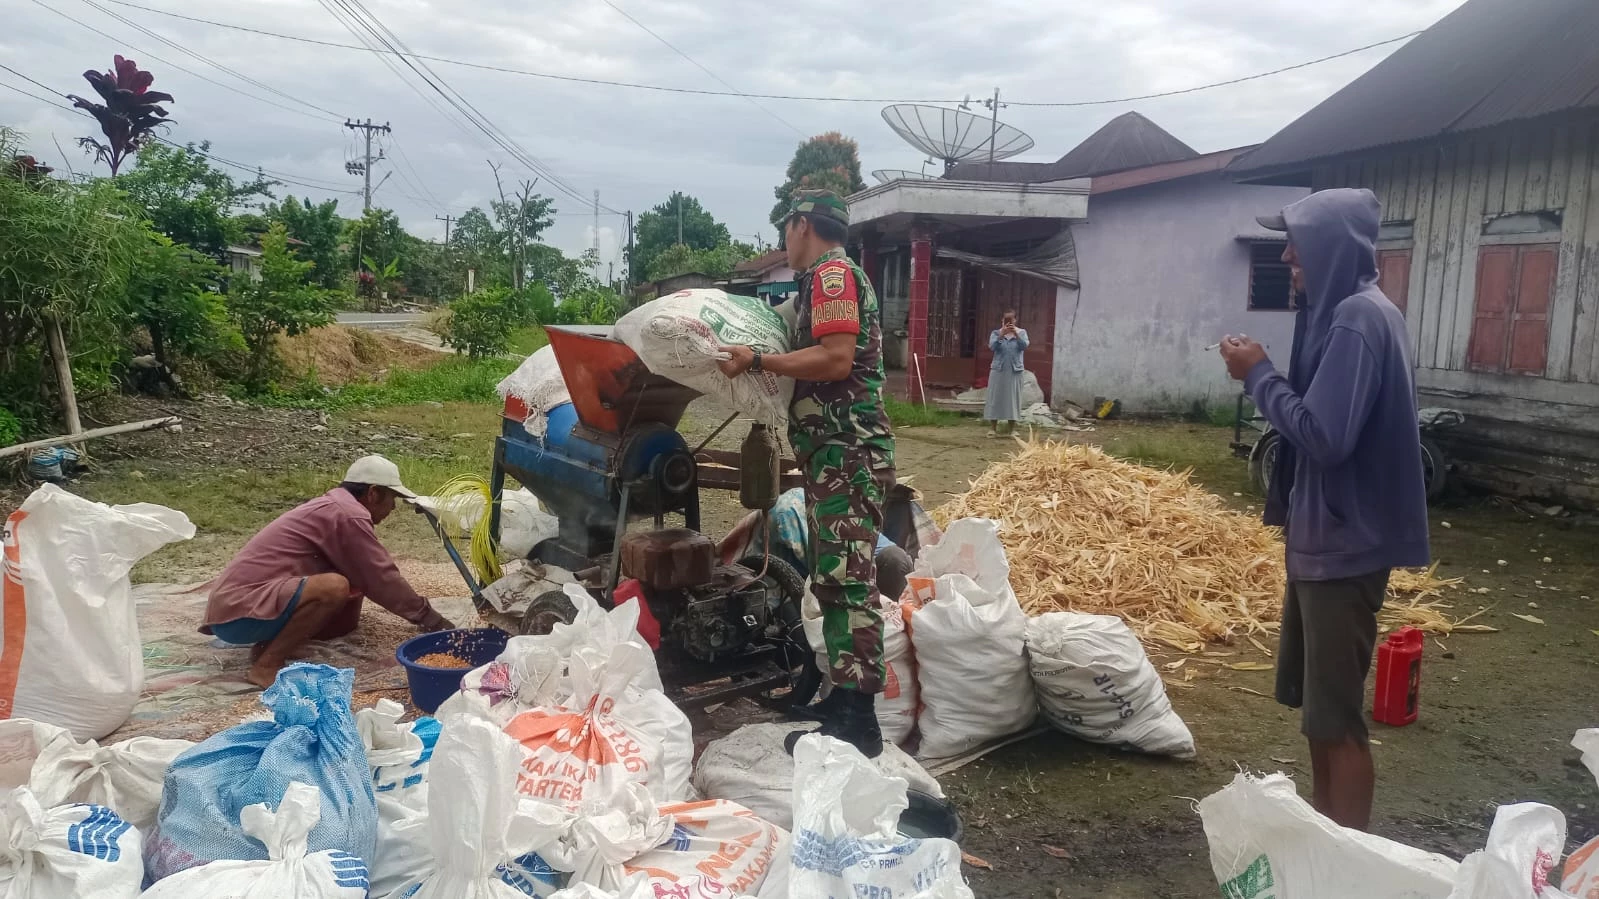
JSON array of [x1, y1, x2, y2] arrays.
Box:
[[0, 406, 21, 446], [438, 288, 519, 359]]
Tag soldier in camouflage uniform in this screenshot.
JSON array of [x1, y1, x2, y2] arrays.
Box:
[[717, 189, 895, 757]]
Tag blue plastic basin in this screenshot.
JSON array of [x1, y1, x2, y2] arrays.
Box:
[[395, 628, 510, 714], [543, 402, 577, 447]]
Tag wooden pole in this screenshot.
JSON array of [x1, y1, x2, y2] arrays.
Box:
[[0, 416, 181, 460], [45, 317, 82, 448]]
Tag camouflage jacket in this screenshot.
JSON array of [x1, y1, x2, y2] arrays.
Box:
[[789, 247, 895, 467]]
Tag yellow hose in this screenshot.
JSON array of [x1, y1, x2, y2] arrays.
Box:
[[431, 474, 503, 584]]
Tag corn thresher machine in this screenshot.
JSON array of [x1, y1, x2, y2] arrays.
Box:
[[480, 325, 812, 711]]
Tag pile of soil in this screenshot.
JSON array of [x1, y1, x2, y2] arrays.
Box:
[[277, 325, 445, 385]]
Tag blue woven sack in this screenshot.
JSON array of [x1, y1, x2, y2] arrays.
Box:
[[142, 664, 377, 885]]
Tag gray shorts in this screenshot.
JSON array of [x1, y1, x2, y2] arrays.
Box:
[[1275, 570, 1390, 743]]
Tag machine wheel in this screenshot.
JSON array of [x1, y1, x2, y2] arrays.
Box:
[[1248, 430, 1281, 497], [519, 589, 578, 636], [1420, 435, 1449, 502], [738, 554, 816, 707]]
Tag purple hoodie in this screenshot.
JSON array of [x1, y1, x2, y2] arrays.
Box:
[[1245, 188, 1430, 581]]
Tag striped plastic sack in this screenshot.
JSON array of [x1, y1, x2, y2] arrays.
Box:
[[144, 664, 378, 884], [357, 700, 441, 898], [395, 716, 572, 899], [0, 786, 143, 898], [140, 782, 371, 899]]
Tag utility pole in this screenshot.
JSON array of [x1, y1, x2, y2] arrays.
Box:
[[343, 119, 391, 211], [592, 190, 601, 275], [983, 88, 1001, 164], [435, 213, 454, 244], [625, 210, 635, 286], [676, 194, 684, 245]]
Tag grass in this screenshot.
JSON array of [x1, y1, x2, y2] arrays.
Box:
[[258, 355, 517, 411], [885, 397, 967, 429], [507, 325, 550, 356]]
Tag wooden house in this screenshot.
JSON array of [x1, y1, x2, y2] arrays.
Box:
[[1230, 0, 1599, 504]]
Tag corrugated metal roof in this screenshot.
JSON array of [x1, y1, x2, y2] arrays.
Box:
[[1231, 0, 1599, 178], [947, 112, 1197, 183]]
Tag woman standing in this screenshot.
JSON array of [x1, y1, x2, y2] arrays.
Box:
[[985, 310, 1028, 438]]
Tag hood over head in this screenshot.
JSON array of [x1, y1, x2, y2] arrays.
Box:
[[1271, 188, 1384, 390]]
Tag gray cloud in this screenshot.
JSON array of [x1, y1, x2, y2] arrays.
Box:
[[2, 0, 1465, 269]]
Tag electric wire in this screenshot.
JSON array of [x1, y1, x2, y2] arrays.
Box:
[[598, 0, 805, 138], [30, 0, 343, 125], [94, 0, 1420, 109], [74, 0, 347, 120], [317, 0, 614, 211]]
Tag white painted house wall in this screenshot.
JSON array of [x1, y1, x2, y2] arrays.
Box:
[[1051, 174, 1309, 412]]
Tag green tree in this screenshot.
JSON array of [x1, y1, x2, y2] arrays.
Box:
[[645, 240, 759, 281], [343, 207, 406, 276], [267, 195, 345, 288], [0, 127, 145, 429], [228, 222, 336, 390], [630, 192, 729, 286], [769, 132, 867, 227], [117, 141, 275, 257], [127, 232, 231, 372]]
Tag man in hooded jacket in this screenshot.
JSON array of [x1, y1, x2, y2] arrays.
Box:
[[1220, 188, 1430, 830]]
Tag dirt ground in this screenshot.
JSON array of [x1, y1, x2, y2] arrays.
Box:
[[5, 392, 1597, 896]]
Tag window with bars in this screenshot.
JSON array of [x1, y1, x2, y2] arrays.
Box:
[[1248, 241, 1294, 311]]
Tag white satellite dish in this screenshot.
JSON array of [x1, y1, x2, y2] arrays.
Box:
[[871, 169, 936, 185], [881, 103, 1034, 174]]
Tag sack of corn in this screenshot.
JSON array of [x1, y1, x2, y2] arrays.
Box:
[[613, 289, 793, 427]]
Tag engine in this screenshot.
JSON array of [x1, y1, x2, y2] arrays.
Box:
[[619, 528, 784, 665]]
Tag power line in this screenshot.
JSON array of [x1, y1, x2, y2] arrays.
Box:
[[317, 0, 618, 213], [598, 0, 804, 138], [384, 133, 445, 214], [0, 63, 362, 194], [74, 0, 347, 120], [93, 0, 1419, 108], [30, 0, 340, 125], [1005, 33, 1423, 107], [0, 76, 76, 111]]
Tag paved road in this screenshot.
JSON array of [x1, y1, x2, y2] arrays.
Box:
[[336, 312, 425, 329]]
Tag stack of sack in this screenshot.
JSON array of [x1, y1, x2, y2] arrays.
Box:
[[1200, 727, 1599, 899], [837, 516, 1195, 761]]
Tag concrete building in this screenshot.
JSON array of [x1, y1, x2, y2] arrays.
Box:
[[848, 112, 1304, 411], [1056, 150, 1306, 413], [723, 249, 797, 304], [1230, 0, 1599, 504]]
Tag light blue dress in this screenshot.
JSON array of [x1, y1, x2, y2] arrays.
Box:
[[985, 327, 1029, 422]]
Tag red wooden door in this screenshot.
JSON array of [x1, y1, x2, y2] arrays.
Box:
[[1376, 248, 1411, 313], [1467, 246, 1516, 372], [974, 270, 1056, 400], [1467, 244, 1556, 376], [1507, 246, 1555, 376], [923, 264, 969, 386]]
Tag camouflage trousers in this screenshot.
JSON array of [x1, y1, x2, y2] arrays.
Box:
[[803, 443, 894, 694]]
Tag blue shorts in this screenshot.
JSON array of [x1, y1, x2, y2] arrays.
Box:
[[212, 578, 306, 646]]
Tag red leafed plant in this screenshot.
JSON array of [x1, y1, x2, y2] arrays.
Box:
[[68, 55, 174, 175]]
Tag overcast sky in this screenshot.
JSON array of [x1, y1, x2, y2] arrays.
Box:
[[2, 0, 1466, 274]]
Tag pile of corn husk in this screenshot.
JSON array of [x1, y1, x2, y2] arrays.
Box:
[[936, 440, 1490, 654]]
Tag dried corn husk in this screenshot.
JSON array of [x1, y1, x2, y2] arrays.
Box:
[[935, 439, 1489, 653]]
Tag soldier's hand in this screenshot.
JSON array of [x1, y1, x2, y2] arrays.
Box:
[[716, 344, 755, 378]]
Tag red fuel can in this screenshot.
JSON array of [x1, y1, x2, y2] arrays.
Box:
[[1373, 626, 1424, 726]]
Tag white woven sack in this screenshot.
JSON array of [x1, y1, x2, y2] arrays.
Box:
[[613, 289, 793, 427]]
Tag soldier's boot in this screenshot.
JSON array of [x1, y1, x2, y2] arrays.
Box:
[[784, 688, 883, 759]]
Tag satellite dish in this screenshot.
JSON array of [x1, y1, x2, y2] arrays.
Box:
[[881, 103, 1034, 174], [872, 169, 936, 185]]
